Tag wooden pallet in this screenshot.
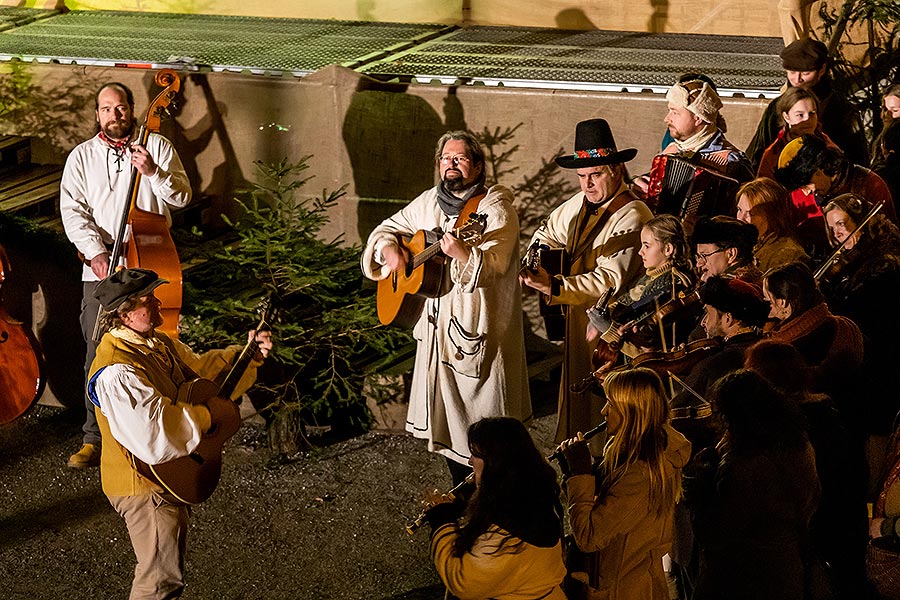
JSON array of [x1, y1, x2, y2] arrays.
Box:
[[0, 135, 63, 227]]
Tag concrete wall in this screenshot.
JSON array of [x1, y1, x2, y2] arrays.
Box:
[[13, 62, 769, 245]]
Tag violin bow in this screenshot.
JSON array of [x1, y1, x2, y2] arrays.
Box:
[[667, 371, 711, 409]]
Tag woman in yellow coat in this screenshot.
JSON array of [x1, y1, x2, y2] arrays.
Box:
[[557, 368, 691, 600], [423, 417, 567, 600]]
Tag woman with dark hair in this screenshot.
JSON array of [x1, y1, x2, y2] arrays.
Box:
[[688, 370, 819, 600], [735, 177, 808, 271], [424, 417, 566, 600], [762, 262, 864, 441], [557, 368, 691, 600], [757, 88, 840, 180], [821, 193, 900, 319], [874, 119, 900, 209], [870, 85, 900, 172], [586, 214, 696, 364], [745, 341, 869, 599]]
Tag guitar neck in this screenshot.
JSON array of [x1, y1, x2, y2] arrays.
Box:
[[219, 301, 271, 399], [409, 221, 474, 269], [218, 340, 259, 400], [411, 241, 443, 269]]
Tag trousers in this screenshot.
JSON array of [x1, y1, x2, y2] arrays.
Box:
[[109, 493, 190, 600]]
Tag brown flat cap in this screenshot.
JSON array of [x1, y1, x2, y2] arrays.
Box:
[[780, 38, 828, 71]]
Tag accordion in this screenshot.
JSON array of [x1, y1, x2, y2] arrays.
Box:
[[646, 154, 740, 233]]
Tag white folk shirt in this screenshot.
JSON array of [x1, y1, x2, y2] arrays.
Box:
[[91, 328, 209, 465], [60, 132, 191, 281]]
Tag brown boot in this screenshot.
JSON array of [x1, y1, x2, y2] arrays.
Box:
[[67, 443, 100, 469]]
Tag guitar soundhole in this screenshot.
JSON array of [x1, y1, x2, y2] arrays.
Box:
[[189, 453, 204, 465]]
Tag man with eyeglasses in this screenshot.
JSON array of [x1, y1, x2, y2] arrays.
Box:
[[361, 130, 530, 487], [690, 216, 761, 286], [60, 81, 191, 470]]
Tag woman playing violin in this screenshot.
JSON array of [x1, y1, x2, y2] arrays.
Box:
[[821, 195, 900, 478], [586, 214, 696, 368]]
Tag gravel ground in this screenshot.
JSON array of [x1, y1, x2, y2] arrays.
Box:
[[0, 391, 559, 600]]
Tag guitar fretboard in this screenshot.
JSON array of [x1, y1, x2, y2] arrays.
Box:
[[412, 241, 442, 269]]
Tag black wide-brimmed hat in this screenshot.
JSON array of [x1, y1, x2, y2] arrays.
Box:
[[555, 118, 637, 169], [94, 268, 168, 312]]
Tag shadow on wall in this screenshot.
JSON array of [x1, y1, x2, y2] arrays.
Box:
[[0, 215, 84, 409], [152, 72, 248, 230], [649, 0, 669, 33], [342, 77, 467, 241], [555, 9, 597, 30]]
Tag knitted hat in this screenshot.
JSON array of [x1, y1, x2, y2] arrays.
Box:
[[94, 268, 168, 312], [700, 275, 770, 328], [780, 38, 828, 71], [666, 80, 722, 125], [555, 118, 637, 169]]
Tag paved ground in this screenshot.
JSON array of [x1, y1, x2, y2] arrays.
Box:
[[0, 387, 559, 600]]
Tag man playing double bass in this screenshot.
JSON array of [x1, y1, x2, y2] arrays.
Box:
[[60, 81, 191, 469]]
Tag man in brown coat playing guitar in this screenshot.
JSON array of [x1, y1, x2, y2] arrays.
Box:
[[87, 268, 271, 599]]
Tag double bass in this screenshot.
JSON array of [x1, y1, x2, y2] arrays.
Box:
[[91, 69, 184, 340], [0, 245, 46, 424]]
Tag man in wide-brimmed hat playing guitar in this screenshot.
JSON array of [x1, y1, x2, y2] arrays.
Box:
[[521, 118, 652, 446], [87, 267, 271, 598]]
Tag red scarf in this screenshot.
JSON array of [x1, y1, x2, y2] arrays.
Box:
[[98, 130, 131, 153]]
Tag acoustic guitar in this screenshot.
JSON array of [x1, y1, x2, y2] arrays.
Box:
[[377, 214, 487, 328], [521, 242, 568, 341], [133, 298, 272, 504]]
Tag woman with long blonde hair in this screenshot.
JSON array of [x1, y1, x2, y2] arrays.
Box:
[[557, 368, 691, 600]]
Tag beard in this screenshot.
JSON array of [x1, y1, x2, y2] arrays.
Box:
[[442, 170, 468, 192], [101, 118, 134, 141]]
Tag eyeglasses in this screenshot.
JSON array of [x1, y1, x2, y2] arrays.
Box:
[[439, 154, 470, 165], [695, 248, 726, 263]]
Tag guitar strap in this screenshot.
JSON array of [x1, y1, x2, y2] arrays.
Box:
[[569, 189, 634, 266], [454, 188, 488, 230]]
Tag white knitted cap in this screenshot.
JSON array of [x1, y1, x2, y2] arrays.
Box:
[[666, 80, 723, 124]]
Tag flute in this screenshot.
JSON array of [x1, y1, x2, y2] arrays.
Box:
[[405, 472, 476, 535], [546, 420, 608, 463]]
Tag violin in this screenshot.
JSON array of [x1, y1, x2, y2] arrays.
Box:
[[814, 201, 882, 286], [591, 287, 703, 370], [574, 336, 723, 394], [92, 69, 184, 341], [0, 245, 46, 424]]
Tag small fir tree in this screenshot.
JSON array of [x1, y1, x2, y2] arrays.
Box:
[[179, 157, 411, 454]]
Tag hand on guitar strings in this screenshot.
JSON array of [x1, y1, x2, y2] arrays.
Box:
[[440, 232, 471, 263], [249, 330, 273, 361], [520, 266, 552, 295], [380, 244, 409, 272]]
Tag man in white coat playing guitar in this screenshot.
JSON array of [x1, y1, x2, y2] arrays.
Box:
[[361, 131, 531, 487], [87, 268, 271, 599]]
